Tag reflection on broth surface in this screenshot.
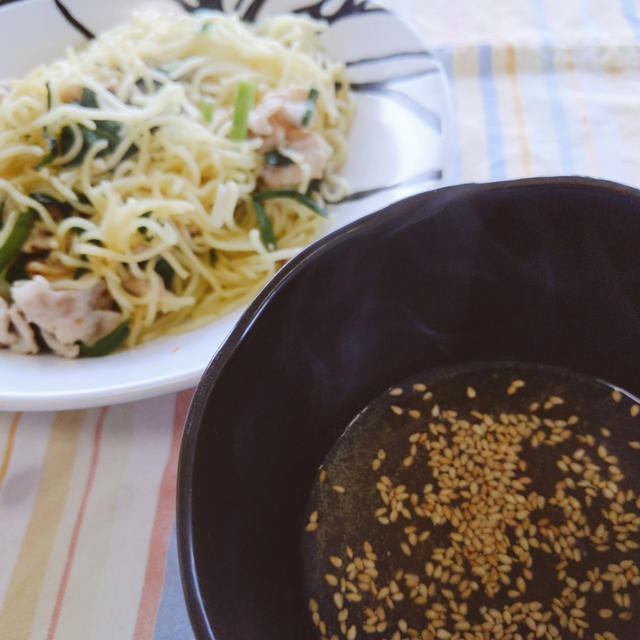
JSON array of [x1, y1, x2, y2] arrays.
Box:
[[302, 363, 640, 640]]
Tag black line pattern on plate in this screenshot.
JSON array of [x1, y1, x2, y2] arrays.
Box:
[[345, 50, 436, 68], [54, 0, 95, 39], [350, 68, 440, 91], [335, 168, 443, 203], [177, 0, 224, 11], [352, 85, 442, 134], [293, 0, 383, 23]]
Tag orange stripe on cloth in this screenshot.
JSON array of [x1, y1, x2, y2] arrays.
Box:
[[505, 44, 532, 175], [45, 407, 106, 640], [0, 412, 20, 488], [0, 410, 84, 639], [132, 389, 193, 640]]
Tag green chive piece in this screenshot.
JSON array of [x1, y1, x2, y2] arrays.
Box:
[[301, 88, 319, 126], [199, 99, 214, 123], [229, 80, 254, 141], [209, 249, 218, 266], [199, 20, 213, 33], [77, 320, 130, 357], [252, 189, 327, 218], [34, 133, 58, 170], [250, 197, 276, 251], [154, 257, 174, 289], [0, 209, 37, 273]]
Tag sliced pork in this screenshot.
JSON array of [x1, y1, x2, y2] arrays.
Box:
[[7, 276, 122, 357]]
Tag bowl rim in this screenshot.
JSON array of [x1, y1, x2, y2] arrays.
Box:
[[175, 175, 640, 640]]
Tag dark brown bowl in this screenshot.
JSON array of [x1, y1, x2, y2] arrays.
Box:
[[177, 177, 640, 640]]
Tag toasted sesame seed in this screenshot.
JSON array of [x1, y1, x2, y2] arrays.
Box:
[[305, 368, 640, 640], [629, 440, 640, 450], [332, 484, 346, 494]]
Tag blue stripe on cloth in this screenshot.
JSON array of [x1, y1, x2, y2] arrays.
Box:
[[528, 0, 575, 174], [620, 0, 640, 41], [436, 46, 461, 184], [477, 44, 506, 180], [152, 522, 195, 640]]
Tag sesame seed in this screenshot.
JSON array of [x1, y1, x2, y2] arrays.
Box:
[[304, 367, 640, 639]]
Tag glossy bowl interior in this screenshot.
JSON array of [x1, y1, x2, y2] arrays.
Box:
[[177, 177, 640, 640]]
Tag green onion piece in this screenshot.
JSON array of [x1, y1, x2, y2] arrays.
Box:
[[253, 189, 327, 218], [306, 178, 322, 196], [229, 80, 254, 141], [264, 149, 294, 166], [79, 87, 99, 109], [250, 197, 276, 251], [199, 99, 214, 123], [209, 249, 218, 266], [58, 88, 125, 168], [301, 88, 319, 126], [0, 209, 37, 273], [35, 82, 58, 170], [73, 267, 87, 280], [199, 21, 213, 33], [29, 192, 73, 216], [77, 320, 130, 357], [154, 257, 174, 289], [0, 278, 10, 302], [138, 211, 154, 242], [34, 133, 58, 170]]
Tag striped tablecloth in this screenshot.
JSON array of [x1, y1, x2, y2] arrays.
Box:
[[3, 1, 640, 638]]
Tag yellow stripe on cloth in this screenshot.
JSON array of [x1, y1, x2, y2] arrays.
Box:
[[0, 413, 20, 488], [0, 411, 84, 639]]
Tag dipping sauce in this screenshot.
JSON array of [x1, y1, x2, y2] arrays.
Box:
[[301, 363, 640, 640]]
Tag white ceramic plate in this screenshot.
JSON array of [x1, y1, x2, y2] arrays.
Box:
[[0, 0, 451, 410]]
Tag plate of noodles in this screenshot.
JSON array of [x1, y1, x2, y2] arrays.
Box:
[[0, 0, 451, 410]]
